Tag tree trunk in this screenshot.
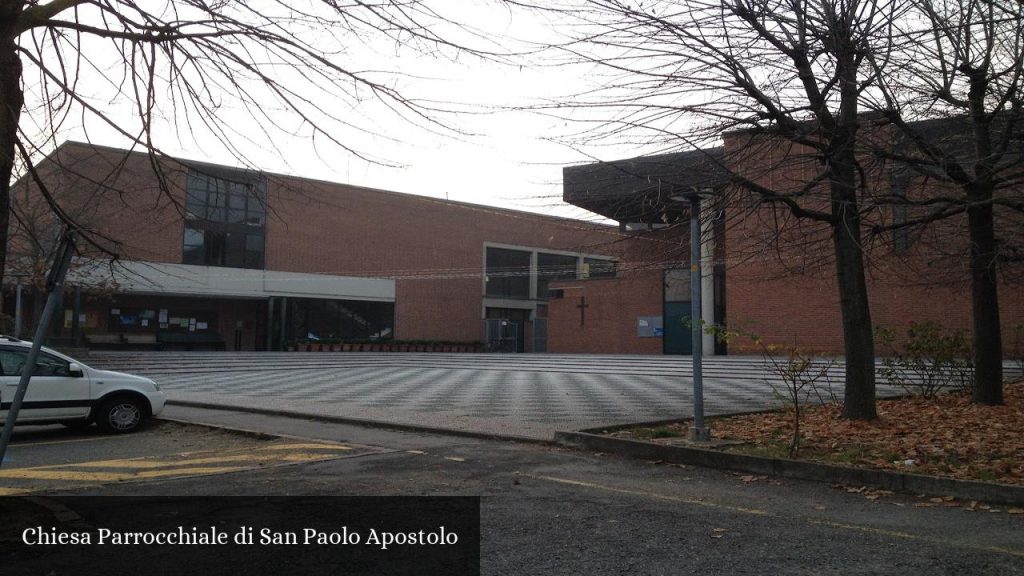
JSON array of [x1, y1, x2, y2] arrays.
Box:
[[0, 12, 24, 289], [965, 69, 1003, 405], [832, 183, 877, 420], [831, 52, 877, 421], [968, 182, 1003, 405]]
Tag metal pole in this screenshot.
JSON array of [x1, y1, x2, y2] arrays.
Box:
[[689, 197, 710, 441], [72, 284, 82, 343], [14, 276, 22, 339], [279, 297, 288, 350], [265, 297, 275, 351], [0, 232, 76, 467]]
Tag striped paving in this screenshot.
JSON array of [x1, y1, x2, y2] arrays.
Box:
[[88, 352, 1023, 441]]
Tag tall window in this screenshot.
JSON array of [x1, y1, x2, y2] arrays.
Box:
[[183, 169, 266, 269], [537, 252, 578, 297], [485, 247, 531, 299]]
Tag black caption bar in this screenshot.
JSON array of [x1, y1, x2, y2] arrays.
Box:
[[0, 496, 480, 576]]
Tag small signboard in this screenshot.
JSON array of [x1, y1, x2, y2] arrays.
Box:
[[637, 316, 664, 338]]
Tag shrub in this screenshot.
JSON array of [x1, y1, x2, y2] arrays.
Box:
[[876, 321, 974, 398]]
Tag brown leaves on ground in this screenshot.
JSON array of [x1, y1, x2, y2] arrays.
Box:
[[676, 382, 1023, 485]]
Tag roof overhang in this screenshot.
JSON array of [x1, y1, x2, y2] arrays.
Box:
[[562, 148, 728, 224], [68, 260, 395, 302]]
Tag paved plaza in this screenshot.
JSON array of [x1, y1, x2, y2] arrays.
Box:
[[84, 352, 941, 440]]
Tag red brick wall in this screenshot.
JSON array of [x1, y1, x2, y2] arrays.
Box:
[[720, 130, 1024, 354], [547, 269, 664, 354], [27, 142, 660, 345]]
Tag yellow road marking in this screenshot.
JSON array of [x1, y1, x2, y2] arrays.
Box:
[[260, 443, 352, 451], [0, 441, 360, 492], [525, 474, 1024, 559], [523, 474, 769, 516], [18, 443, 358, 473], [0, 487, 29, 495], [9, 435, 132, 448], [808, 520, 1024, 559], [0, 467, 247, 482], [63, 453, 285, 469], [276, 452, 354, 462]]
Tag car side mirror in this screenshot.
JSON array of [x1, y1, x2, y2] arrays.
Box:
[[68, 363, 84, 377]]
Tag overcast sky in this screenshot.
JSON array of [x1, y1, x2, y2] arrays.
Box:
[[24, 2, 642, 223]]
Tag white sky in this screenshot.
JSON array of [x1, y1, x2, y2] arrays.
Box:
[[23, 1, 643, 223]]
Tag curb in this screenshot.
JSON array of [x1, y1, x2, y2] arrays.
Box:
[[166, 399, 554, 446], [554, 430, 1024, 507], [155, 417, 281, 442]]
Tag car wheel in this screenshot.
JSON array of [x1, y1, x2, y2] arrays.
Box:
[[96, 396, 147, 434]]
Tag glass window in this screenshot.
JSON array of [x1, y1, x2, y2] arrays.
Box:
[[183, 169, 267, 269], [204, 230, 227, 267], [0, 349, 69, 376], [244, 233, 265, 269], [0, 349, 26, 376], [182, 227, 205, 265], [485, 247, 531, 299], [537, 253, 578, 298], [34, 353, 71, 377], [584, 257, 617, 279], [664, 268, 690, 302], [286, 298, 395, 341]]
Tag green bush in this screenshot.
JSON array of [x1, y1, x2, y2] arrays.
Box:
[[876, 321, 974, 398]]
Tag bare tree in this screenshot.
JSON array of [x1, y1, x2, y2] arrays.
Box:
[[2, 0, 500, 282], [865, 0, 1024, 405], [535, 0, 908, 419]]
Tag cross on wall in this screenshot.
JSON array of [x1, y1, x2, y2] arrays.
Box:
[[577, 296, 589, 326]]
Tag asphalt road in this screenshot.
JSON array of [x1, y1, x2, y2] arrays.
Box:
[[2, 408, 1020, 575]]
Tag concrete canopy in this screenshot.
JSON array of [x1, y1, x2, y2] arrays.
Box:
[[562, 148, 728, 224]]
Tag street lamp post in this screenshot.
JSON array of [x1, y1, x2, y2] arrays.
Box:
[[688, 194, 711, 441], [13, 274, 24, 339]]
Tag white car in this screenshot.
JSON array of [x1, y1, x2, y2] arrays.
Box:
[[0, 337, 165, 433]]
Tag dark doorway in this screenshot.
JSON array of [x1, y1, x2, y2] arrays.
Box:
[[485, 307, 529, 353], [664, 268, 693, 355], [663, 301, 693, 355]]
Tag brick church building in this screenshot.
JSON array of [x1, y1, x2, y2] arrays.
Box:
[[7, 134, 1022, 355]]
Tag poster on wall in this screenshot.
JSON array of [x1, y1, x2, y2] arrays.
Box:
[[637, 316, 664, 338]]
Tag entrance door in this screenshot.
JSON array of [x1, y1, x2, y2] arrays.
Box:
[[664, 268, 693, 355], [533, 304, 548, 353], [663, 301, 693, 355], [485, 307, 529, 353]]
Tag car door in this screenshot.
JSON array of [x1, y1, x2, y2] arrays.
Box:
[[0, 347, 92, 422]]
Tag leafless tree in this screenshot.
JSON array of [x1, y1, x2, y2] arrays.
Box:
[[866, 0, 1024, 404], [1, 0, 501, 283], [532, 0, 910, 419]]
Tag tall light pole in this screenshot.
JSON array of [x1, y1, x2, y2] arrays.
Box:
[[688, 194, 710, 441], [12, 273, 25, 339]]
